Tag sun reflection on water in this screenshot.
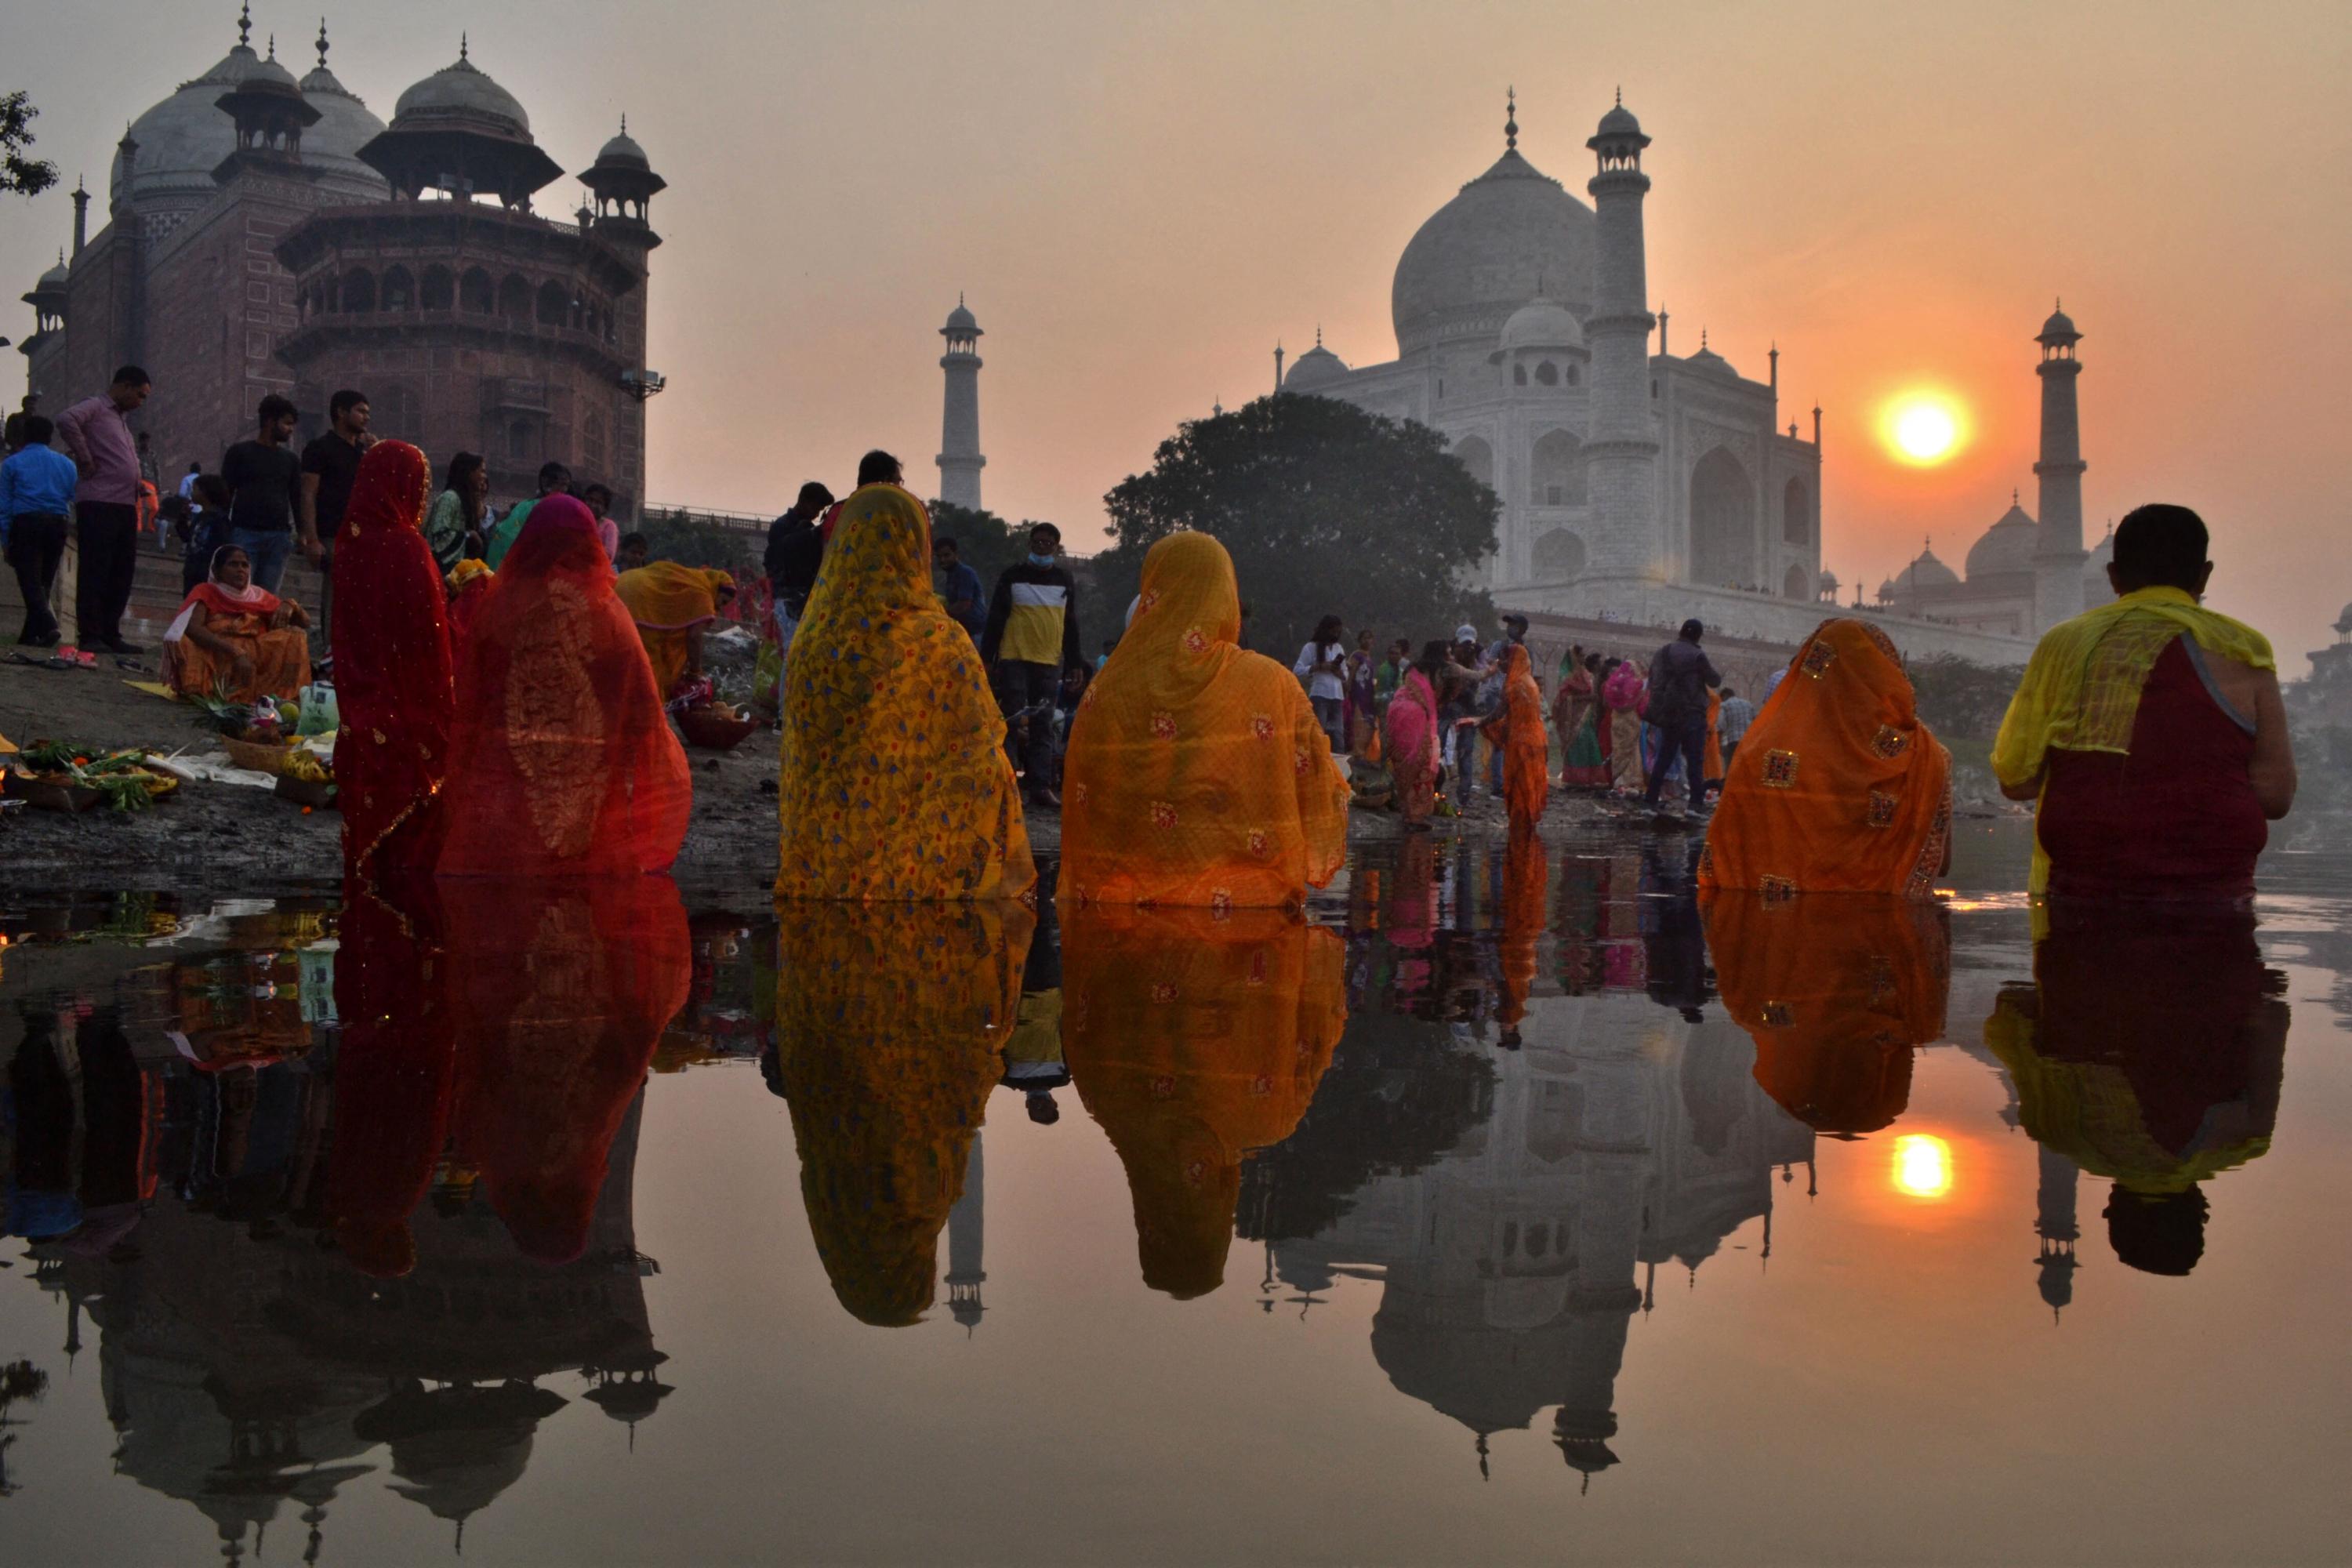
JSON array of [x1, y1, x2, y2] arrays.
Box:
[[1891, 1134, 1954, 1200]]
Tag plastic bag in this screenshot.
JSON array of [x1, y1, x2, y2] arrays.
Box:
[[295, 683, 339, 736]]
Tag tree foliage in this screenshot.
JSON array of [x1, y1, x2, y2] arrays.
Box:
[[638, 507, 763, 572], [1100, 394, 1499, 657], [1906, 652, 2026, 742], [2, 93, 60, 199]]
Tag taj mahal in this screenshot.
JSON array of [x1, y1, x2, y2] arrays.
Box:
[[1261, 94, 2103, 665]]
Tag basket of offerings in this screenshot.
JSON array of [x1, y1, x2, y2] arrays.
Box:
[[271, 749, 339, 810], [3, 742, 181, 812], [220, 732, 302, 775], [677, 700, 761, 753]]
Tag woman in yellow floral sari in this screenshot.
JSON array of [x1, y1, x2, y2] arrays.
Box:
[[615, 560, 735, 699], [774, 899, 1032, 1324], [776, 480, 1034, 901], [1060, 531, 1348, 909], [1064, 904, 1345, 1298]]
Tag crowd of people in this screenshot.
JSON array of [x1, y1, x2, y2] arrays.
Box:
[[2, 372, 2300, 922]]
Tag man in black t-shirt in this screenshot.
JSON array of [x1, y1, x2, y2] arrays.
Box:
[[221, 394, 302, 593], [763, 479, 837, 652], [298, 388, 374, 644]]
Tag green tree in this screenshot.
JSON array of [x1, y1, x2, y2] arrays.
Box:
[[637, 506, 763, 572], [1906, 652, 2026, 742], [2, 93, 60, 198], [1100, 394, 1498, 657], [926, 499, 1029, 603]]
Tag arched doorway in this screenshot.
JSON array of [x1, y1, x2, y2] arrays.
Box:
[[1530, 430, 1584, 506], [1689, 447, 1754, 586], [1783, 477, 1811, 544], [1532, 529, 1586, 581], [1784, 564, 1812, 600]]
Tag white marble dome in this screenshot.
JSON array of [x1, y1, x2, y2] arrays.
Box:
[[1498, 295, 1583, 354], [296, 57, 390, 200], [1965, 500, 2039, 579], [109, 38, 262, 209], [391, 50, 533, 140], [1391, 145, 1595, 359], [1283, 342, 1351, 394], [1900, 546, 1960, 590]]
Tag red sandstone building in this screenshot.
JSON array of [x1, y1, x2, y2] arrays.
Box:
[[17, 10, 665, 518]]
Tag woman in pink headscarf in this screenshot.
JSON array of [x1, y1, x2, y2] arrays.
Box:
[[1601, 656, 1648, 796], [1382, 640, 1447, 830]]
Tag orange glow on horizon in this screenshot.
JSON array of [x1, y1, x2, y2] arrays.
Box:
[[1891, 1134, 1955, 1200]]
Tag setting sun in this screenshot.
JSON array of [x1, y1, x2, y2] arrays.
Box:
[[1881, 393, 1968, 466], [1890, 1134, 1955, 1199]]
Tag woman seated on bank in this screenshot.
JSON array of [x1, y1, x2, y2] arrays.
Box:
[[1059, 530, 1349, 909], [775, 450, 1034, 902], [162, 544, 310, 705], [1700, 617, 1952, 898], [615, 559, 736, 703]]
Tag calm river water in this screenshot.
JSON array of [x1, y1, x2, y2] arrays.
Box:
[[3, 821, 2347, 1565]]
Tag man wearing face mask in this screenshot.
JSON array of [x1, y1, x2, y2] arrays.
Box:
[[980, 521, 1083, 808]]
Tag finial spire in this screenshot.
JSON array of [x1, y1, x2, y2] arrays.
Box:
[[620, 112, 628, 135], [267, 32, 276, 60], [238, 1, 252, 49], [1315, 323, 1323, 347], [1615, 84, 1623, 107], [459, 31, 469, 62], [1504, 86, 1517, 151], [316, 18, 329, 69]]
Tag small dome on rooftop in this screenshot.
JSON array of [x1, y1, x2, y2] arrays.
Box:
[[1498, 295, 1583, 354], [1965, 499, 2039, 579], [1899, 546, 1960, 591], [392, 45, 533, 139], [37, 254, 70, 289], [944, 299, 978, 333], [1595, 101, 1642, 139], [594, 125, 650, 170], [1283, 341, 1350, 394]]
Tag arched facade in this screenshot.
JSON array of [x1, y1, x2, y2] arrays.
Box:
[[1782, 563, 1810, 601], [1688, 447, 1754, 588], [1530, 429, 1584, 507], [1533, 529, 1586, 581], [1782, 477, 1809, 544]]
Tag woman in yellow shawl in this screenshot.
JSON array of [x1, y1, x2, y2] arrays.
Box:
[[774, 899, 1032, 1324], [1060, 531, 1348, 909], [615, 560, 735, 699], [1700, 618, 1952, 899], [775, 474, 1035, 901], [1064, 904, 1345, 1298], [1478, 644, 1550, 830]]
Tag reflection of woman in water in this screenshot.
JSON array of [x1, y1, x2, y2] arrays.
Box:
[[774, 900, 1033, 1324], [1065, 906, 1346, 1298], [1985, 903, 2285, 1276], [1707, 891, 1953, 1134], [444, 875, 692, 1262]]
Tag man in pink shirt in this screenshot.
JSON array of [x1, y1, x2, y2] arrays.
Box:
[[53, 365, 154, 653]]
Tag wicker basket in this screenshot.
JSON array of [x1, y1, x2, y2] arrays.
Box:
[[219, 735, 299, 775]]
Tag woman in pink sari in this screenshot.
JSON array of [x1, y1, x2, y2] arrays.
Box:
[[1382, 640, 1446, 829], [1601, 657, 1648, 796]]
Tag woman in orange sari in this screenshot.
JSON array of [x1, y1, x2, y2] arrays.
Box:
[[1479, 643, 1549, 830], [1706, 891, 1950, 1134], [437, 495, 692, 878], [330, 440, 455, 891], [1699, 618, 1952, 899], [1060, 531, 1348, 909], [776, 480, 1033, 901], [1064, 905, 1345, 1298], [615, 560, 735, 701], [162, 544, 310, 704]]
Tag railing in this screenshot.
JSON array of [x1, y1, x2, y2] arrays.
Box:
[[642, 503, 772, 535]]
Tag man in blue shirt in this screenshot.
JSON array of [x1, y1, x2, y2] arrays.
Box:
[[931, 534, 986, 643], [1, 416, 80, 645]]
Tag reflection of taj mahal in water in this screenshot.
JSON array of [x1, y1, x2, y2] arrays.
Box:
[[1254, 994, 1812, 1482]]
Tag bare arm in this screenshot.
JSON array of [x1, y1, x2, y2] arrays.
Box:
[[2248, 669, 2297, 820], [297, 471, 320, 539], [684, 624, 707, 681], [183, 604, 254, 684]]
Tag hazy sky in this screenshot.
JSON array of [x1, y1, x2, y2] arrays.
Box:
[[9, 1, 2349, 660]]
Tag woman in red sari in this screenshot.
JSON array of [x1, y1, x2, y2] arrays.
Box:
[[437, 495, 692, 877], [330, 440, 455, 892]]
